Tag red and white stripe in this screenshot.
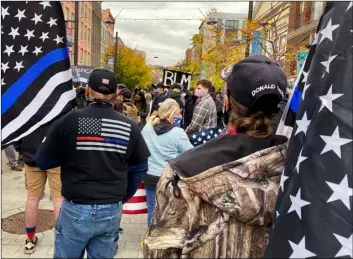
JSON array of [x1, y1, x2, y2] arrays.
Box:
[[122, 183, 147, 214]]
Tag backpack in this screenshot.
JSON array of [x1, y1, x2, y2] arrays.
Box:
[[123, 102, 140, 124]]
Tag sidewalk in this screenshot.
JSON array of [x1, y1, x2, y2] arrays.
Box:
[[1, 161, 146, 258]]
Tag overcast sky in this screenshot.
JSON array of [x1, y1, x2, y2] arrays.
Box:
[[102, 1, 249, 66]]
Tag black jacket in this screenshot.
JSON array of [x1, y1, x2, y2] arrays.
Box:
[[151, 93, 168, 114], [21, 123, 51, 167]]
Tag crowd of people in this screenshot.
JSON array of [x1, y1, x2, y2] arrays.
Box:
[[5, 54, 291, 258]]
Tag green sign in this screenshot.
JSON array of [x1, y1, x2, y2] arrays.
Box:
[[296, 50, 309, 73]]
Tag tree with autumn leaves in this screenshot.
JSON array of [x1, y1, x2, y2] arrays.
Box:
[[101, 45, 153, 90], [175, 5, 307, 91]]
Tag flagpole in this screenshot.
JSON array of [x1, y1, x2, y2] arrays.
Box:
[[74, 2, 79, 66]]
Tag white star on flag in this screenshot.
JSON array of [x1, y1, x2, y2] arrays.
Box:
[[276, 211, 280, 218], [302, 84, 311, 100], [31, 13, 42, 24], [320, 126, 352, 159], [279, 172, 289, 192], [1, 78, 6, 86], [319, 19, 340, 44], [53, 35, 64, 44], [15, 9, 26, 22], [33, 46, 42, 56], [289, 237, 317, 258], [326, 175, 352, 210], [347, 2, 352, 12], [319, 85, 343, 112], [47, 17, 57, 27], [1, 6, 10, 20], [13, 61, 24, 72], [1, 62, 10, 73], [39, 31, 49, 42], [3, 45, 14, 57], [18, 45, 28, 56], [302, 70, 309, 83], [39, 2, 51, 9], [295, 112, 311, 136], [320, 55, 337, 76], [8, 27, 20, 39], [197, 137, 201, 142], [288, 188, 310, 219], [201, 132, 206, 136], [192, 134, 196, 139], [333, 233, 352, 257], [24, 29, 35, 40]]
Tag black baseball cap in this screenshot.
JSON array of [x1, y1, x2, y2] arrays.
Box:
[[118, 84, 127, 90], [88, 69, 117, 95], [171, 83, 182, 91], [226, 55, 287, 114], [156, 82, 165, 89], [119, 88, 132, 99]]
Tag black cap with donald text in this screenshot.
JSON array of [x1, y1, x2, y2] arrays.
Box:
[[88, 69, 117, 95], [226, 55, 287, 114]]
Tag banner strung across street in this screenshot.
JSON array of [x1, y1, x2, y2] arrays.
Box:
[[71, 65, 95, 83], [162, 69, 192, 92]]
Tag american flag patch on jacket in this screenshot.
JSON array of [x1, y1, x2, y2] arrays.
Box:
[[76, 117, 131, 154]]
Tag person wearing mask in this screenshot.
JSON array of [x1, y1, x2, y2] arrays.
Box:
[[170, 83, 185, 110], [143, 55, 289, 258], [210, 86, 225, 128], [134, 90, 150, 129], [21, 124, 63, 254], [150, 83, 168, 114], [185, 80, 217, 134], [141, 99, 193, 226], [132, 84, 141, 103], [35, 69, 150, 258]]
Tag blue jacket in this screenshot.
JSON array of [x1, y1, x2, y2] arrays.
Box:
[[142, 124, 193, 177]]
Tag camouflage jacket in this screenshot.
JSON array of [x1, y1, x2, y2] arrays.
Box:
[[143, 141, 288, 258]]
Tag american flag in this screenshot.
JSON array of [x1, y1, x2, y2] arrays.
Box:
[[1, 1, 76, 147], [265, 2, 352, 258], [189, 127, 223, 147], [76, 117, 131, 154], [123, 183, 147, 215]]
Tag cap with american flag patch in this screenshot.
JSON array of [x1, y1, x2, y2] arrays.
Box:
[[88, 69, 117, 95]]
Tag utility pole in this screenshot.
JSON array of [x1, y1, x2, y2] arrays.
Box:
[[245, 1, 253, 58], [74, 1, 79, 65], [114, 31, 118, 75]]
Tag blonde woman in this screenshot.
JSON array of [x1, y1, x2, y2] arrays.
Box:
[[141, 98, 193, 226]]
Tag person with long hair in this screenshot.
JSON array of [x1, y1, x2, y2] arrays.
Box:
[[134, 90, 150, 129], [141, 99, 193, 226], [143, 55, 289, 258]]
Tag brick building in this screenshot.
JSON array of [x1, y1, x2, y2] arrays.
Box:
[[286, 2, 325, 75], [185, 48, 192, 64], [91, 2, 102, 67]]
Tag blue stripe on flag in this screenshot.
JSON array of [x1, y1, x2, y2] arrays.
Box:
[[289, 87, 303, 113], [1, 48, 69, 115], [104, 137, 129, 146]]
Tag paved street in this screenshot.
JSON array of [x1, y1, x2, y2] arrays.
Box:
[[1, 160, 146, 258]]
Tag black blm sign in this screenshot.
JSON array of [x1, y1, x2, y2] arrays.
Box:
[[162, 69, 192, 92]]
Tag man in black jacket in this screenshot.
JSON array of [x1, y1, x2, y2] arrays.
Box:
[[150, 82, 168, 114], [21, 123, 63, 254], [35, 69, 150, 258]]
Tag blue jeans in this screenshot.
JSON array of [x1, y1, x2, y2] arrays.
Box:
[[145, 188, 156, 226], [54, 199, 123, 259]]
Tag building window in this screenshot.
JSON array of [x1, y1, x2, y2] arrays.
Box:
[[80, 48, 83, 63], [297, 2, 306, 28], [65, 7, 69, 20], [88, 28, 91, 46], [71, 12, 74, 22], [80, 3, 84, 15], [84, 25, 87, 43], [311, 2, 323, 21], [225, 20, 239, 30], [80, 22, 83, 42]]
